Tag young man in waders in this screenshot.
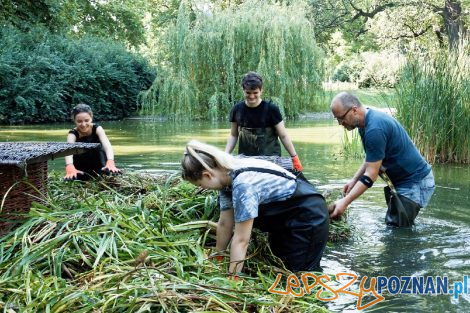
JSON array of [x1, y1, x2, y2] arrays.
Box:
[[225, 71, 303, 172], [329, 92, 435, 226]]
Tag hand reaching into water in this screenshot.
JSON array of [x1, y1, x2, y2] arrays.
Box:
[[329, 198, 349, 219], [343, 179, 357, 194]]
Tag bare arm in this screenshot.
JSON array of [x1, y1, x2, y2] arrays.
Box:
[[274, 121, 297, 157], [229, 218, 254, 273], [95, 126, 115, 161], [216, 209, 235, 252], [330, 160, 382, 218], [64, 133, 77, 165], [225, 122, 239, 154], [343, 162, 367, 194]]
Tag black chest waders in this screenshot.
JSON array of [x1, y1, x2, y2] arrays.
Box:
[[380, 171, 421, 227], [237, 101, 282, 156], [232, 168, 329, 272]]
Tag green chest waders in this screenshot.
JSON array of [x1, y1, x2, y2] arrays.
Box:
[[232, 167, 329, 272], [238, 127, 281, 156]]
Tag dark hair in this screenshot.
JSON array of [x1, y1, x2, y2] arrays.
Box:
[[241, 71, 263, 90], [71, 103, 93, 120]]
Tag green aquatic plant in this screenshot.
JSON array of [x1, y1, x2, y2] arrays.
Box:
[[395, 44, 470, 164], [340, 128, 364, 160], [1, 173, 346, 312]]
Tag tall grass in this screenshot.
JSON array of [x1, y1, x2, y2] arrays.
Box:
[[138, 0, 324, 120], [340, 129, 364, 160], [394, 45, 470, 164], [1, 173, 342, 312]]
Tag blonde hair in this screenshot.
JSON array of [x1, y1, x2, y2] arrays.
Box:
[[181, 140, 234, 181]]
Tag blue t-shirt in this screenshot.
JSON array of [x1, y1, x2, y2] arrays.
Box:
[[219, 158, 297, 223], [358, 109, 431, 187]]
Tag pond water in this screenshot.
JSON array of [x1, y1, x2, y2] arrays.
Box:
[[1, 118, 469, 312]]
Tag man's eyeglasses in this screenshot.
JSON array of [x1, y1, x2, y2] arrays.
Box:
[[334, 107, 353, 122]]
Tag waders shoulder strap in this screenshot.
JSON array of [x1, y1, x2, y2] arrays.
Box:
[[232, 167, 295, 180], [379, 170, 397, 194]]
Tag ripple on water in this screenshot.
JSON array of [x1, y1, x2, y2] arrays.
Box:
[[443, 259, 470, 269]]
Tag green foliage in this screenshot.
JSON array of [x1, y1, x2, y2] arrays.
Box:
[[0, 0, 148, 47], [331, 50, 404, 88], [0, 173, 333, 312], [331, 58, 363, 83], [139, 0, 324, 120], [395, 46, 470, 163], [340, 129, 364, 159], [308, 0, 468, 51], [0, 27, 156, 124]]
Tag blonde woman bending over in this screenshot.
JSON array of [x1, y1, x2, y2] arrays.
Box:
[[181, 140, 329, 274]]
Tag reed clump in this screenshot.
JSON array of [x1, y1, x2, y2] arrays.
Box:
[[340, 129, 364, 160], [138, 0, 324, 120], [394, 45, 470, 164], [0, 173, 349, 312]]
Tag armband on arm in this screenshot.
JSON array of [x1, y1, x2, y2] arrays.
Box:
[[359, 175, 374, 188]]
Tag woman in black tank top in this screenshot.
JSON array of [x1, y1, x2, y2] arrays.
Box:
[[64, 104, 121, 180]]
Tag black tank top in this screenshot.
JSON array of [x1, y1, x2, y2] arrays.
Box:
[[69, 124, 106, 175]]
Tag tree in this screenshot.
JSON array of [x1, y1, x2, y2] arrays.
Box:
[[308, 0, 469, 52], [139, 0, 324, 119], [0, 0, 147, 47]]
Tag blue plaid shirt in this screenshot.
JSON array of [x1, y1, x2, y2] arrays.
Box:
[[219, 158, 296, 223]]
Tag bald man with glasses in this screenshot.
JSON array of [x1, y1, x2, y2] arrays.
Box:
[[329, 92, 435, 227]]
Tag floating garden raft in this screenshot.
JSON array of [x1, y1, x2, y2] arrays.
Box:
[[0, 142, 100, 235]]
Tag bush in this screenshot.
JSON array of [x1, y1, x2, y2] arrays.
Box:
[[0, 26, 156, 124], [331, 50, 403, 88], [331, 58, 363, 83]]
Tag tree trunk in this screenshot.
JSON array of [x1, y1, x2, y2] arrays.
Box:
[[443, 0, 467, 51]]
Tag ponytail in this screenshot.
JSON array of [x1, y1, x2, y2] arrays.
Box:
[[181, 140, 234, 181]]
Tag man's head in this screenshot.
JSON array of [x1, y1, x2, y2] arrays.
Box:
[[241, 71, 263, 90], [330, 92, 364, 130], [241, 71, 263, 107]]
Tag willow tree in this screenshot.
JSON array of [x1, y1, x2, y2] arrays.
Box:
[[139, 0, 324, 120]]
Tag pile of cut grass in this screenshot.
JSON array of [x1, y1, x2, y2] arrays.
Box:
[[0, 173, 350, 312]]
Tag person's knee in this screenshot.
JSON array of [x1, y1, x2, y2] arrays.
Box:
[[419, 185, 435, 208], [419, 171, 435, 208]]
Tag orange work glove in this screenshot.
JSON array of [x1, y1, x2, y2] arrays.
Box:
[[227, 272, 243, 281], [208, 251, 225, 262], [291, 155, 303, 172], [102, 159, 121, 175], [64, 164, 81, 181]]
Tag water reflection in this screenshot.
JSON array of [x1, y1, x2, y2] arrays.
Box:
[[1, 119, 469, 312]]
